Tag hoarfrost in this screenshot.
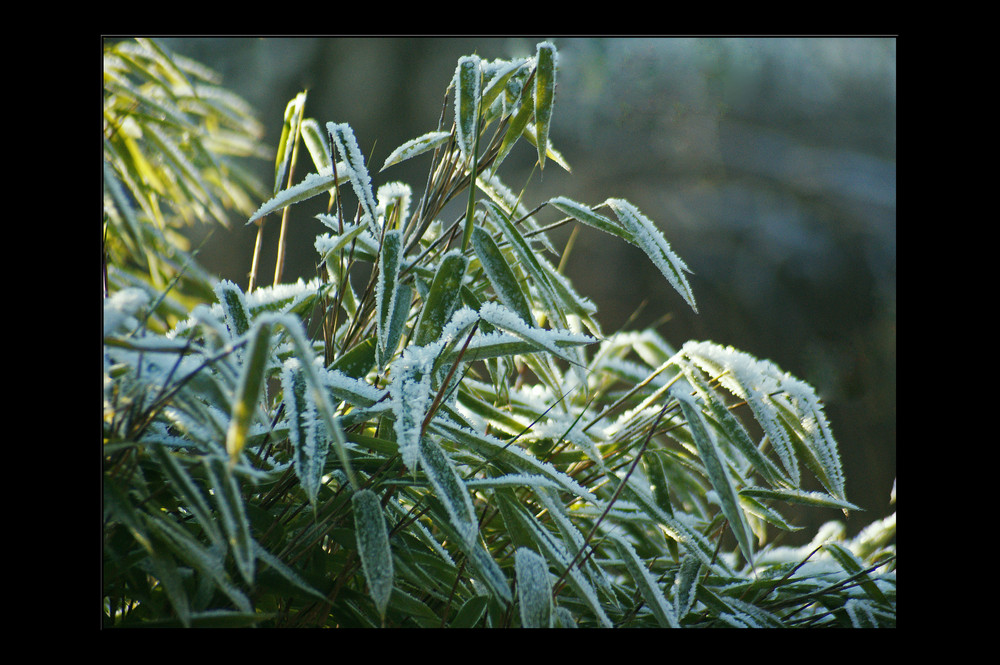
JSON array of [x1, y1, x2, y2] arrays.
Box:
[[104, 287, 149, 337], [327, 122, 379, 237]]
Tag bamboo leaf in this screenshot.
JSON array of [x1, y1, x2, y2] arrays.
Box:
[[150, 446, 223, 549], [214, 279, 252, 340], [327, 121, 379, 236], [274, 92, 307, 194], [610, 534, 678, 628], [281, 358, 329, 508], [824, 542, 890, 607], [605, 198, 698, 312], [380, 131, 451, 171], [454, 55, 481, 161], [739, 486, 861, 512], [412, 250, 468, 348], [472, 225, 534, 326], [515, 547, 553, 628], [225, 317, 272, 466], [673, 389, 755, 568], [300, 117, 332, 172], [377, 229, 404, 368], [419, 437, 478, 547], [248, 170, 347, 224], [204, 455, 256, 586], [533, 42, 557, 170], [352, 489, 395, 617]]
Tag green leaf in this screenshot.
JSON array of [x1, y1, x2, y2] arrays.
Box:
[[225, 317, 272, 466], [533, 42, 557, 170], [248, 171, 346, 225], [472, 225, 534, 326], [515, 547, 553, 628], [352, 489, 395, 617], [380, 131, 451, 171], [419, 437, 477, 547], [330, 336, 377, 380], [450, 595, 489, 628], [281, 358, 329, 508], [739, 486, 861, 512], [824, 543, 890, 607], [377, 229, 404, 368], [610, 534, 678, 628], [605, 198, 698, 312], [673, 390, 755, 568], [327, 121, 379, 236], [412, 250, 468, 347], [273, 91, 307, 194], [204, 455, 256, 586], [454, 55, 481, 161], [300, 117, 332, 173]]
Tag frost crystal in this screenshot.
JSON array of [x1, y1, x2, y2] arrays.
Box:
[[327, 122, 379, 237]]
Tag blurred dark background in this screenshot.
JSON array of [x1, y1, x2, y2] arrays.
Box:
[[148, 37, 896, 543]]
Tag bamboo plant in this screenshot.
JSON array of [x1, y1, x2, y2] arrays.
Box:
[[103, 40, 896, 628]]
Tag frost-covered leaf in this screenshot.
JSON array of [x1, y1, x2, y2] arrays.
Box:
[[281, 358, 329, 508], [610, 534, 678, 628], [682, 341, 846, 500], [533, 42, 557, 170], [515, 547, 553, 628], [389, 361, 433, 474], [739, 486, 860, 512], [204, 455, 255, 586], [214, 279, 252, 340], [353, 489, 394, 617], [380, 131, 450, 172], [377, 229, 404, 369], [327, 121, 379, 236], [479, 302, 594, 366], [471, 225, 534, 326], [225, 317, 272, 466], [605, 198, 697, 312], [419, 436, 477, 547], [549, 196, 628, 240], [412, 249, 468, 348], [824, 542, 889, 607], [674, 554, 703, 619], [673, 389, 755, 567], [248, 170, 347, 225], [300, 117, 332, 173], [454, 55, 481, 162]]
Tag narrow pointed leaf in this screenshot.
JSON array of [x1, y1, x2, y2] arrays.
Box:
[[274, 92, 307, 194], [327, 121, 379, 236], [454, 55, 481, 161], [739, 486, 861, 512], [412, 250, 468, 347], [673, 390, 755, 567], [225, 318, 271, 465], [533, 42, 557, 170], [204, 456, 255, 586], [380, 131, 451, 171], [377, 229, 404, 367], [472, 225, 534, 326], [419, 436, 477, 547], [606, 198, 697, 312], [300, 117, 332, 172], [610, 534, 678, 628], [248, 171, 347, 224], [353, 489, 395, 617], [515, 547, 553, 628]]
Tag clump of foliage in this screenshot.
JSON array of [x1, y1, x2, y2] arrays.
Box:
[[103, 39, 896, 628]]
